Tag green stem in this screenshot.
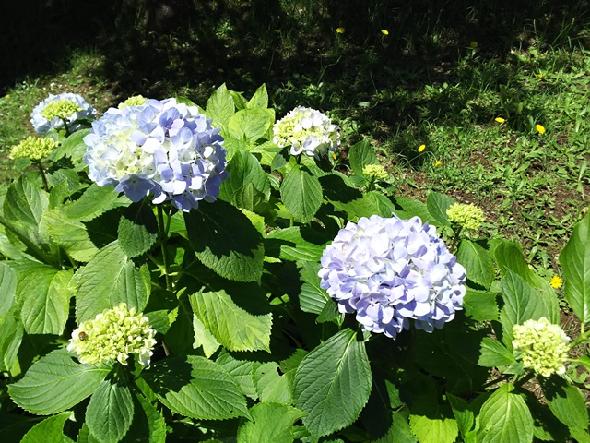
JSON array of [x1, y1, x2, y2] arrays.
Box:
[[36, 162, 49, 192], [571, 328, 590, 347], [157, 205, 172, 292]]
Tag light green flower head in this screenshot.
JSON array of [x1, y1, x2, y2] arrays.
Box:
[[118, 95, 147, 109], [67, 304, 157, 366], [362, 164, 388, 181], [9, 137, 58, 161], [40, 99, 82, 121], [446, 202, 485, 231], [513, 317, 570, 377]]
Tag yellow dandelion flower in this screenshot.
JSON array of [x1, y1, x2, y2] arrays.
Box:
[[433, 160, 443, 167], [336, 27, 345, 34], [495, 116, 506, 124], [535, 124, 546, 135], [550, 275, 562, 289], [418, 144, 426, 152], [381, 29, 390, 36]]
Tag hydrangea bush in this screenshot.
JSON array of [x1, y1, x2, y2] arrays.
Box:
[[0, 84, 589, 443]]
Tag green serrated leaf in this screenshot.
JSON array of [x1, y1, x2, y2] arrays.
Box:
[[74, 241, 150, 322], [189, 290, 272, 353], [560, 211, 590, 324], [143, 355, 249, 421], [478, 338, 516, 368], [254, 363, 291, 404], [266, 226, 326, 263], [544, 379, 589, 433], [0, 311, 23, 374], [206, 83, 235, 129], [237, 402, 303, 443], [117, 205, 158, 258], [192, 315, 220, 357], [475, 384, 534, 443], [62, 184, 127, 222], [348, 139, 377, 176], [227, 108, 274, 142], [130, 394, 167, 443], [500, 271, 560, 349], [10, 260, 73, 334], [86, 378, 135, 443], [299, 261, 329, 315], [216, 351, 261, 400], [426, 192, 455, 226], [457, 240, 494, 288], [0, 262, 17, 316], [8, 349, 109, 415], [293, 329, 372, 438], [246, 84, 269, 109], [409, 413, 458, 443], [184, 200, 265, 282], [280, 166, 323, 223], [21, 412, 73, 443], [4, 175, 48, 227], [51, 128, 90, 164], [394, 197, 436, 224], [464, 290, 499, 321], [40, 208, 99, 262], [219, 150, 270, 211]]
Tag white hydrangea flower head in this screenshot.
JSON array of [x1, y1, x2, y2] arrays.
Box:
[[30, 92, 96, 134], [9, 137, 58, 161], [67, 304, 157, 366], [273, 106, 340, 156], [513, 317, 570, 377], [362, 163, 388, 181]]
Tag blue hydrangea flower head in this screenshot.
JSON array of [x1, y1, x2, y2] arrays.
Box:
[[30, 92, 96, 134], [84, 98, 227, 211], [319, 215, 466, 338]]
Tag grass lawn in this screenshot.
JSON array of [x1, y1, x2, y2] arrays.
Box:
[[0, 44, 588, 278]]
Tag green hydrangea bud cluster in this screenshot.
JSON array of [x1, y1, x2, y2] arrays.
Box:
[[362, 164, 388, 181], [513, 317, 570, 377], [40, 99, 82, 121], [67, 304, 157, 366], [9, 137, 58, 161], [118, 95, 147, 109], [446, 202, 485, 231]]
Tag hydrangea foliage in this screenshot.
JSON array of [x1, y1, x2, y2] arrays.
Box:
[[513, 317, 570, 377], [319, 215, 466, 338], [67, 304, 156, 366], [446, 202, 485, 230], [273, 106, 340, 156], [9, 136, 58, 161], [84, 98, 227, 210], [30, 92, 96, 134]]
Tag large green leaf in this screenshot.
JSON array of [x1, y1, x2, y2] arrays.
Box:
[[189, 290, 272, 353], [0, 311, 23, 374], [544, 380, 589, 435], [216, 351, 260, 400], [11, 260, 73, 335], [21, 412, 73, 443], [560, 211, 590, 324], [293, 329, 372, 438], [348, 139, 377, 176], [394, 197, 436, 224], [246, 84, 269, 109], [328, 191, 395, 221], [475, 384, 534, 443], [40, 208, 99, 262], [8, 349, 109, 415], [206, 83, 235, 129], [62, 184, 127, 222], [0, 262, 17, 316], [299, 261, 330, 315], [478, 338, 516, 368], [117, 205, 158, 258], [409, 414, 458, 443], [500, 271, 560, 349], [254, 363, 291, 404], [4, 175, 48, 227], [86, 378, 135, 443], [143, 355, 249, 421], [280, 166, 323, 223], [219, 150, 270, 211], [184, 200, 265, 282], [227, 108, 274, 142], [51, 128, 90, 164], [464, 290, 499, 322], [426, 192, 455, 226], [457, 240, 494, 288], [265, 226, 326, 263], [237, 402, 303, 443], [74, 241, 150, 322]]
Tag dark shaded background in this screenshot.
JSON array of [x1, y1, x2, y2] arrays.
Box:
[[2, 1, 588, 97]]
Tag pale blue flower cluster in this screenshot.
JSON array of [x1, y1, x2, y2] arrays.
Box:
[[84, 98, 227, 211], [30, 92, 96, 134], [319, 215, 466, 338]]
